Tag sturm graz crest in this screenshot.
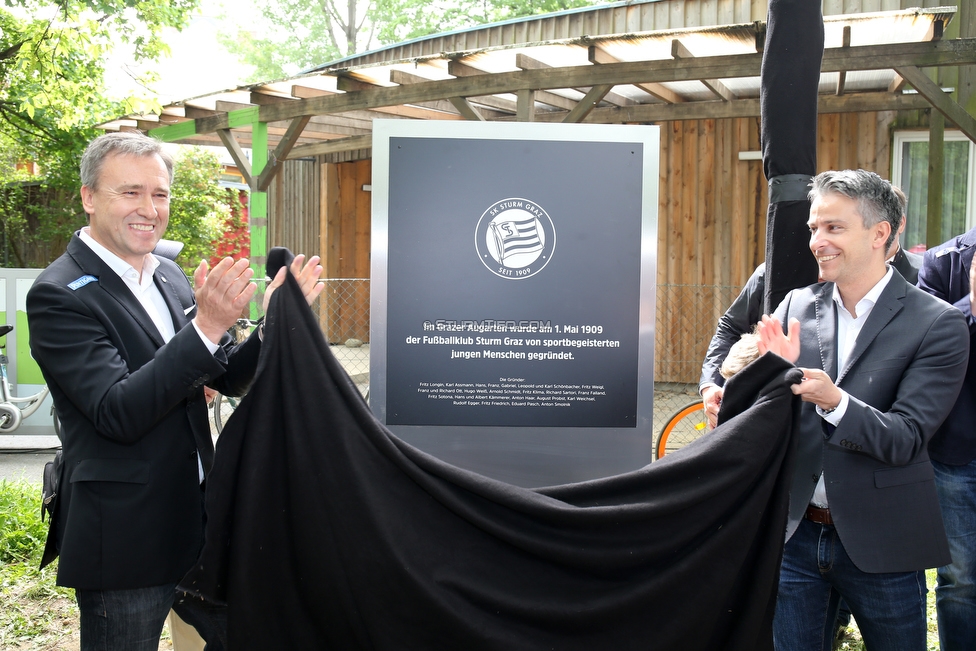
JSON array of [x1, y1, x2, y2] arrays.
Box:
[[475, 198, 556, 280]]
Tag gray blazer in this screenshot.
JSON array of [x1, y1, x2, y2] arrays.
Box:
[[773, 271, 969, 573]]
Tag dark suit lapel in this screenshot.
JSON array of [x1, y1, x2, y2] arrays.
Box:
[[959, 234, 976, 299], [66, 236, 166, 348], [890, 249, 911, 279], [814, 284, 838, 381], [836, 274, 906, 385], [154, 263, 193, 332]]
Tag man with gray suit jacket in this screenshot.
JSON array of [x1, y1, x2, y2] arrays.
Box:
[[757, 169, 969, 651], [700, 188, 921, 430]]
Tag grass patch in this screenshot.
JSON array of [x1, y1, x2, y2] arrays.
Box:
[[0, 479, 77, 650]]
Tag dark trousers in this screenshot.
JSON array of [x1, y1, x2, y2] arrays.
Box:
[[76, 584, 226, 651]]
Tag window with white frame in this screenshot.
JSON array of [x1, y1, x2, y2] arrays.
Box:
[[891, 130, 976, 252]]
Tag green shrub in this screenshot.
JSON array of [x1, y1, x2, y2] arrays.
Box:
[[0, 479, 47, 565]]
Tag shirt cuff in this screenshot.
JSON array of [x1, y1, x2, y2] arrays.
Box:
[[817, 390, 849, 425], [699, 382, 719, 397], [191, 319, 220, 355]]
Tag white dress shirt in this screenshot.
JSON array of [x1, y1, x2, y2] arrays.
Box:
[[79, 228, 212, 480], [810, 266, 894, 507]]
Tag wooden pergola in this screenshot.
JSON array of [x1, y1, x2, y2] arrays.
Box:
[[101, 5, 976, 271]]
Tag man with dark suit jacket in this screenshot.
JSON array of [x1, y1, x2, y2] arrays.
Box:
[[757, 169, 969, 651], [27, 132, 324, 651], [917, 227, 976, 651]]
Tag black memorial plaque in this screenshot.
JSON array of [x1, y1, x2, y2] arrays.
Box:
[[386, 137, 643, 428], [371, 122, 658, 486]]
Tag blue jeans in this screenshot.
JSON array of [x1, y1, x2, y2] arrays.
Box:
[[77, 583, 176, 651], [76, 584, 226, 651], [773, 518, 927, 651], [933, 459, 976, 651]]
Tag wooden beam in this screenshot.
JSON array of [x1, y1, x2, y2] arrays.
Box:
[[511, 55, 580, 110], [336, 74, 384, 92], [447, 60, 576, 111], [562, 84, 612, 123], [528, 90, 932, 124], [671, 39, 735, 101], [256, 115, 311, 191], [161, 39, 976, 137], [292, 82, 464, 120], [836, 25, 851, 96], [217, 129, 254, 188], [288, 135, 372, 159], [516, 89, 535, 121], [216, 99, 368, 138], [249, 91, 377, 129], [453, 54, 632, 109], [514, 54, 549, 70], [390, 73, 514, 118], [137, 116, 192, 131], [896, 64, 976, 142], [389, 69, 439, 85], [449, 96, 486, 120], [590, 45, 684, 104], [183, 106, 219, 119], [888, 73, 907, 92]]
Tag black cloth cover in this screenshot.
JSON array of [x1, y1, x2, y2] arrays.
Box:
[[760, 0, 822, 313], [179, 270, 802, 650]]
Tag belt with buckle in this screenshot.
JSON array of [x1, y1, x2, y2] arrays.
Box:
[[804, 505, 833, 525]]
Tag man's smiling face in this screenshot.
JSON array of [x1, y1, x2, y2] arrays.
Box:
[[81, 152, 171, 269], [807, 192, 887, 290]]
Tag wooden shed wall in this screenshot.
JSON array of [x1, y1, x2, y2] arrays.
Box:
[[654, 110, 896, 382], [317, 158, 372, 342], [268, 158, 321, 257]]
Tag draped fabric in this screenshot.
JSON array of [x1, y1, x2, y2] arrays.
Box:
[[180, 270, 802, 650], [760, 0, 823, 313]]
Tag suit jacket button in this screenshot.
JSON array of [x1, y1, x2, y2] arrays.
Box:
[[812, 475, 819, 482]]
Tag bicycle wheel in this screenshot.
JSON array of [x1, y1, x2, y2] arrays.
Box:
[[656, 401, 708, 459], [213, 393, 242, 435]]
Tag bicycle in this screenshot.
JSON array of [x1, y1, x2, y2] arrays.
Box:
[[0, 324, 56, 432], [655, 400, 708, 459]]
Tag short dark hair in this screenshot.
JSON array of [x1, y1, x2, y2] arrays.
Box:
[[808, 169, 901, 252], [80, 132, 174, 190]]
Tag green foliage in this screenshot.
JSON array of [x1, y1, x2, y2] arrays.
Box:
[[1, 0, 197, 136], [0, 480, 47, 564], [219, 0, 344, 81], [167, 147, 231, 276], [224, 0, 605, 82], [0, 0, 199, 267]]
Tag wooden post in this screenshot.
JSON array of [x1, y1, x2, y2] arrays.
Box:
[[959, 1, 976, 115], [926, 110, 945, 247]]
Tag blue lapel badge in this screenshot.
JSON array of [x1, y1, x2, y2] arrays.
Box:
[[67, 275, 98, 291]]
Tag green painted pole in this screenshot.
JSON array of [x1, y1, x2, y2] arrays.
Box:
[[250, 121, 269, 317]]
